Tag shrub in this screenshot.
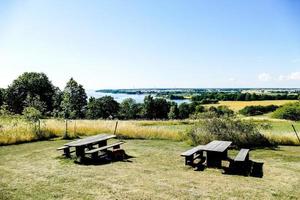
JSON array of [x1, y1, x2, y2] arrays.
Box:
[[239, 105, 279, 116], [272, 102, 300, 121], [187, 117, 275, 148], [190, 106, 234, 119]]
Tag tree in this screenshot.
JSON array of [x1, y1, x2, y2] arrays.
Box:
[[119, 98, 140, 119], [168, 103, 179, 119], [178, 103, 191, 119], [61, 78, 87, 119], [5, 72, 56, 114], [153, 98, 170, 119], [142, 96, 170, 119], [22, 106, 42, 137], [51, 87, 63, 117], [0, 88, 4, 107], [86, 96, 119, 119], [143, 95, 155, 119], [24, 94, 47, 114]]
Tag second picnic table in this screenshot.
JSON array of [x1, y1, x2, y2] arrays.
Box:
[[57, 134, 125, 162], [181, 140, 232, 168]]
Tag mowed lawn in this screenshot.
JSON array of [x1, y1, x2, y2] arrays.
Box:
[[206, 100, 298, 112], [0, 139, 299, 200]]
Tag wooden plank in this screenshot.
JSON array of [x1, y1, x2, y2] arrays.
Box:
[[203, 140, 232, 152], [85, 142, 125, 154], [234, 149, 250, 162], [203, 140, 221, 151], [65, 134, 116, 147], [213, 141, 232, 152], [181, 145, 204, 157], [57, 146, 69, 151]]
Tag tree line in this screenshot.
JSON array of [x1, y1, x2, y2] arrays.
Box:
[[191, 92, 300, 102], [0, 72, 228, 120]]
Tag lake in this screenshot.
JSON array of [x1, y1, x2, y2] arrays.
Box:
[[87, 91, 190, 104]]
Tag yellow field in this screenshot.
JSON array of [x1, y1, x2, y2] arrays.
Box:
[[205, 100, 298, 112]]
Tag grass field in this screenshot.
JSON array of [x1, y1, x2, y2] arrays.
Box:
[[206, 100, 298, 111], [1, 115, 300, 146], [0, 139, 299, 199]]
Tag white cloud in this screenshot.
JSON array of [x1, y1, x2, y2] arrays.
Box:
[[258, 73, 272, 81], [278, 72, 300, 81]]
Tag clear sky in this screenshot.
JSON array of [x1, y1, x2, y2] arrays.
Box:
[[0, 0, 299, 90]]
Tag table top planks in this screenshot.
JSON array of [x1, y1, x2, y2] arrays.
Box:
[[203, 140, 232, 152], [64, 134, 116, 147]]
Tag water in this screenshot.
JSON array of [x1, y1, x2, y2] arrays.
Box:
[[87, 91, 190, 104]]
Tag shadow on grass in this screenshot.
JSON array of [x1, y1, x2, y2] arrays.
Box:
[[76, 153, 135, 166], [223, 160, 264, 178]]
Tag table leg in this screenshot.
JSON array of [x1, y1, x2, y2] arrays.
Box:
[[64, 147, 71, 158], [75, 146, 85, 163], [206, 151, 222, 168]]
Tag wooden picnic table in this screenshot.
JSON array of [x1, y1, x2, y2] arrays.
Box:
[[202, 140, 232, 168], [64, 134, 116, 159]]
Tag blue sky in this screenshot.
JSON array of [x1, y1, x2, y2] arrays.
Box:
[[0, 0, 299, 89]]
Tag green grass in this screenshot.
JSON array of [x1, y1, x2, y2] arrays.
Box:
[[0, 139, 299, 199]]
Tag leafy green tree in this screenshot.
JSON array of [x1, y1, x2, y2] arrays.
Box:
[[23, 107, 42, 123], [61, 78, 87, 119], [168, 103, 179, 119], [51, 87, 63, 117], [0, 88, 4, 107], [178, 103, 191, 119], [5, 72, 56, 114], [119, 98, 140, 119], [86, 96, 119, 119], [143, 95, 170, 119], [143, 95, 156, 119], [153, 98, 170, 119], [24, 94, 47, 114]]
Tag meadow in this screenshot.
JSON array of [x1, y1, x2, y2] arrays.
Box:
[[0, 100, 300, 199], [0, 139, 299, 199], [1, 112, 300, 146], [205, 100, 298, 111]]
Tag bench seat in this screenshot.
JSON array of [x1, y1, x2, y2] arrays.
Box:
[[181, 145, 205, 166], [85, 142, 125, 154], [57, 146, 74, 158], [57, 146, 69, 151], [234, 148, 250, 162], [181, 145, 204, 157]]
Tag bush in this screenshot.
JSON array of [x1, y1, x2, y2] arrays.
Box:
[[191, 106, 234, 119], [187, 117, 275, 148], [272, 102, 300, 121], [239, 105, 279, 116]]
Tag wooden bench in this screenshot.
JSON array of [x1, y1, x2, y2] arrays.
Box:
[[234, 149, 250, 162], [181, 145, 205, 166], [85, 142, 125, 159], [230, 148, 251, 176], [57, 146, 75, 158]]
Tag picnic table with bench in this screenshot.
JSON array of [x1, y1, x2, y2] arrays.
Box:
[[181, 140, 233, 168], [181, 140, 254, 175], [57, 134, 125, 162]]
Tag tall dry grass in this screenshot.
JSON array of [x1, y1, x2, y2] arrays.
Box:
[[43, 119, 185, 140], [0, 118, 186, 145], [0, 116, 299, 146]]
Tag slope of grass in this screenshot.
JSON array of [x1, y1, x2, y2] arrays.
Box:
[[0, 139, 299, 199]]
